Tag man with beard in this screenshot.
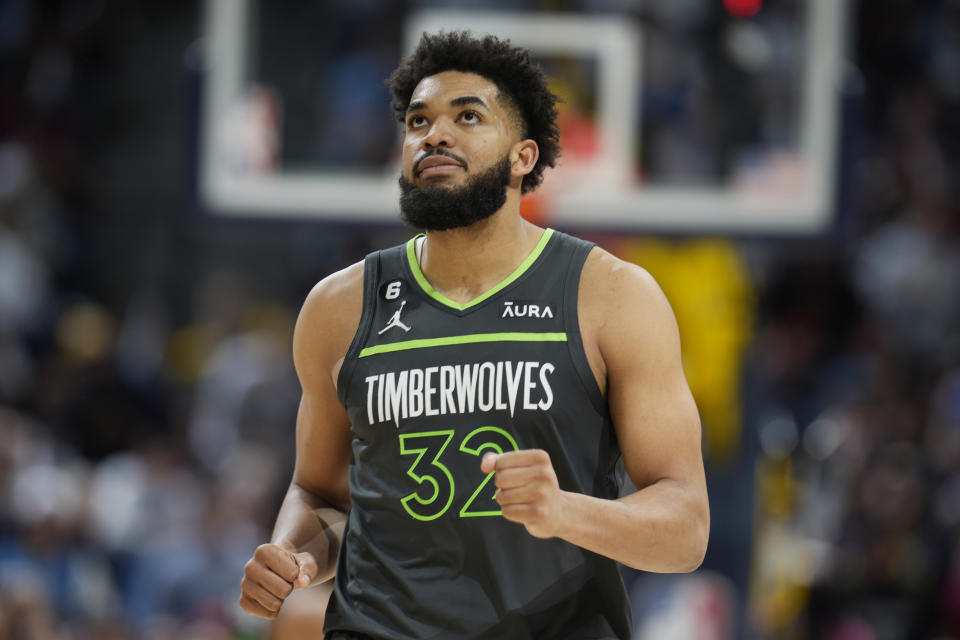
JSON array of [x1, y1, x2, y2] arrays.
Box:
[[240, 32, 709, 640]]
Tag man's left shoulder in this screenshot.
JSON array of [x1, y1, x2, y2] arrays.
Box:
[[577, 246, 682, 383], [579, 245, 669, 314]]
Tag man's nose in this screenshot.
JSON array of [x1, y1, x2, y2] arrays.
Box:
[[423, 117, 455, 149]]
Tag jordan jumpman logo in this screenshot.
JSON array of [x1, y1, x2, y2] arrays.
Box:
[[379, 300, 411, 334]]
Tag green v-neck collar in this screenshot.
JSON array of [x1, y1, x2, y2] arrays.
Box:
[[405, 228, 555, 311]]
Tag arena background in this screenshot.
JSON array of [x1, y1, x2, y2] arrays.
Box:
[[1, 1, 959, 638]]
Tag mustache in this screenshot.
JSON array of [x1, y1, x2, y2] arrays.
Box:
[[413, 149, 468, 175]]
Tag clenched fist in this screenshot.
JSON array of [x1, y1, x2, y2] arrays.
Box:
[[239, 541, 319, 619], [481, 449, 568, 539]]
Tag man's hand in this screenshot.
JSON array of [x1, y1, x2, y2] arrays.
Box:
[[239, 541, 320, 619], [481, 449, 567, 539]]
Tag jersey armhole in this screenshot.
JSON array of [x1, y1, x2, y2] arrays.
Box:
[[562, 242, 608, 416], [336, 252, 380, 406]]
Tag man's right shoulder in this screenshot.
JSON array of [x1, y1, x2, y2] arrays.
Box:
[[304, 260, 365, 312], [293, 260, 366, 383]]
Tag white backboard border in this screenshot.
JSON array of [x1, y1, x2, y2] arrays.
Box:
[[200, 1, 846, 233]]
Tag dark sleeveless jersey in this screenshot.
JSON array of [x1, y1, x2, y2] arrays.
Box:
[[325, 229, 632, 640]]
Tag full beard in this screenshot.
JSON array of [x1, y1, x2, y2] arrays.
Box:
[[398, 156, 511, 231]]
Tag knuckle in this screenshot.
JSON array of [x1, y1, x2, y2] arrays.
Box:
[[239, 596, 259, 617], [245, 563, 265, 580], [300, 554, 318, 572]]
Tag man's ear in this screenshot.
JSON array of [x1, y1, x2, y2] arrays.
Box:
[[510, 139, 540, 179]]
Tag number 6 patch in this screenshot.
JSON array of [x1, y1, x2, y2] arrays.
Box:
[[381, 279, 406, 301]]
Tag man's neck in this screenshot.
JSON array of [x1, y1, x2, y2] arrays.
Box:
[[419, 208, 544, 305]]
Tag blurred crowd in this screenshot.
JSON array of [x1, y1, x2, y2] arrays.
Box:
[[1, 1, 959, 639], [0, 136, 309, 637], [736, 2, 960, 637], [0, 3, 339, 638]]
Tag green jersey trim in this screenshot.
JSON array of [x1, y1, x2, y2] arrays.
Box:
[[405, 228, 555, 311], [358, 331, 567, 358]]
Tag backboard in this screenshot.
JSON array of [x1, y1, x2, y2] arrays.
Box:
[[200, 0, 847, 233]]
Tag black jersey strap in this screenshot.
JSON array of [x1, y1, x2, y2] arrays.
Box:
[[336, 251, 382, 406], [561, 237, 607, 415]]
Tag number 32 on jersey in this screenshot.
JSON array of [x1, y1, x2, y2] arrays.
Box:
[[399, 426, 518, 522]]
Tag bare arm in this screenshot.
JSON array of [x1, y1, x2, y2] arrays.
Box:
[[482, 248, 709, 572], [240, 261, 363, 618]]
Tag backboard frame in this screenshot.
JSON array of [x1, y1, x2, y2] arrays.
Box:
[[200, 0, 847, 233]]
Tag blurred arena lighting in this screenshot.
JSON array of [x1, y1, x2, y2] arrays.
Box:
[[758, 412, 799, 459], [724, 0, 764, 19], [10, 463, 87, 527], [801, 411, 852, 461]]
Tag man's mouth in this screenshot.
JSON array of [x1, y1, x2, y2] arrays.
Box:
[[415, 153, 466, 177]]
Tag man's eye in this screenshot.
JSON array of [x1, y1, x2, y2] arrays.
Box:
[[460, 111, 480, 123], [408, 115, 426, 128]]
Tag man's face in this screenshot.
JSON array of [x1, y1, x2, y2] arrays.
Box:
[[401, 70, 518, 188], [398, 71, 521, 230]]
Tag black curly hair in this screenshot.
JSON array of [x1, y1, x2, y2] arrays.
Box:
[[387, 31, 561, 194]]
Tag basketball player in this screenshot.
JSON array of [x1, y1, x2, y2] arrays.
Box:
[[239, 32, 709, 639]]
